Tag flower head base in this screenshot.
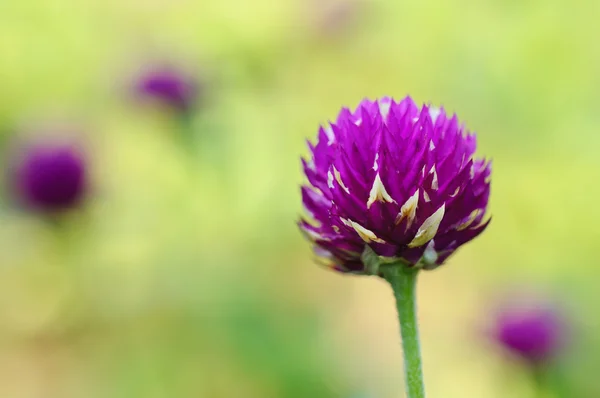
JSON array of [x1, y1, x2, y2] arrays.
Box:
[[134, 65, 198, 113], [14, 144, 87, 212], [299, 97, 491, 274], [493, 302, 565, 365]]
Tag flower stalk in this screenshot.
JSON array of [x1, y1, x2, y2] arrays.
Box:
[[383, 265, 425, 398]]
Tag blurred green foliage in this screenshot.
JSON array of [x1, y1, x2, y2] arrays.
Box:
[[1, 0, 600, 397]]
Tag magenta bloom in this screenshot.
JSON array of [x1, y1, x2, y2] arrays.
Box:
[[494, 304, 565, 364], [135, 66, 198, 112], [299, 97, 491, 273], [14, 144, 86, 212]]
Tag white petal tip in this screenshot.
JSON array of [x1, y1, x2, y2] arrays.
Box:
[[408, 204, 445, 248], [367, 173, 396, 209], [342, 218, 386, 244]]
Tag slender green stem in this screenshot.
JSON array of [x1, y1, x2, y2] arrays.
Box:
[[382, 267, 425, 398], [531, 365, 563, 398], [176, 111, 198, 153]]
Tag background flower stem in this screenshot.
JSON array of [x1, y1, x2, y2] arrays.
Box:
[[383, 267, 425, 398]]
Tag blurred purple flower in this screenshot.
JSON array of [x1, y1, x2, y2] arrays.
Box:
[[14, 144, 86, 212], [134, 65, 198, 113], [494, 303, 565, 364], [299, 97, 491, 274]]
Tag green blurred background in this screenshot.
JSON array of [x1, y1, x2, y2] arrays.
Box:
[[1, 0, 600, 397]]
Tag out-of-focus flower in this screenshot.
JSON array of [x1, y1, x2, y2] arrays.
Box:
[[493, 301, 566, 364], [13, 144, 87, 212], [134, 65, 199, 113], [299, 97, 491, 274], [311, 0, 363, 39]]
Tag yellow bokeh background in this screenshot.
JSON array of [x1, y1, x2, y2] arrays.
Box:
[[1, 0, 599, 397]]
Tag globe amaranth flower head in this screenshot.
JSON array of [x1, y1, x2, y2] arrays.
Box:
[[299, 97, 491, 274], [134, 65, 199, 113], [13, 143, 87, 212], [493, 301, 566, 364]]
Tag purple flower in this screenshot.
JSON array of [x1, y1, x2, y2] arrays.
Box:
[[494, 303, 565, 364], [14, 144, 87, 212], [134, 65, 198, 112], [299, 97, 491, 273]]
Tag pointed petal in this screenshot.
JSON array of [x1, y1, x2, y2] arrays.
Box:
[[408, 204, 446, 248]]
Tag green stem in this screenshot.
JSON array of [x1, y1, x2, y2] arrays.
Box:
[[382, 267, 425, 398], [176, 111, 198, 153], [531, 365, 562, 398]]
